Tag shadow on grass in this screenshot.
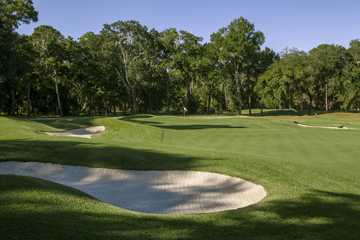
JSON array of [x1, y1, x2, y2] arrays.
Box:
[[5, 116, 99, 131], [0, 139, 211, 170], [154, 125, 246, 130], [121, 115, 163, 125], [120, 115, 247, 130], [250, 109, 354, 117], [252, 109, 302, 116], [0, 175, 359, 240], [31, 117, 98, 130]]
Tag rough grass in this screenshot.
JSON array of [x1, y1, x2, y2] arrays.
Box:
[[0, 112, 359, 240]]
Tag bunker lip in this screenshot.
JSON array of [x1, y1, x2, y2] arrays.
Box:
[[45, 126, 106, 138], [0, 161, 267, 214], [294, 121, 351, 130]]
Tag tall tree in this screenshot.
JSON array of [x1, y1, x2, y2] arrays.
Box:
[[176, 31, 203, 112], [101, 20, 152, 113], [248, 47, 277, 114], [0, 0, 37, 115], [257, 49, 317, 112], [338, 40, 360, 110], [74, 32, 108, 114], [159, 28, 180, 111], [211, 17, 265, 114], [308, 44, 347, 111], [31, 25, 66, 116], [197, 43, 223, 113]]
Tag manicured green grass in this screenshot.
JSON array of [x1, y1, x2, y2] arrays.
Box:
[[0, 113, 360, 239]]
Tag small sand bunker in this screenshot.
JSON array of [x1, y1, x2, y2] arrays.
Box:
[[294, 121, 350, 130], [0, 162, 266, 214], [45, 126, 106, 138]]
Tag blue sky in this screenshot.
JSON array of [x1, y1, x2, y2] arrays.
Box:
[[18, 0, 360, 52]]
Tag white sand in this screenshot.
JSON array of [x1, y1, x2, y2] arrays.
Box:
[[45, 126, 106, 138], [295, 122, 350, 130], [0, 161, 267, 214]]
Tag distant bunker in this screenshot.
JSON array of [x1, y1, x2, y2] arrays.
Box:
[[45, 126, 106, 138]]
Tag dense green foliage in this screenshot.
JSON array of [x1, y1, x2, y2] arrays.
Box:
[[257, 46, 360, 112], [0, 0, 37, 115], [0, 114, 359, 239], [1, 0, 360, 116]]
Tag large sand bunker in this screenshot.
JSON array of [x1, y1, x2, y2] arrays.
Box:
[[45, 126, 105, 138], [0, 161, 266, 214]]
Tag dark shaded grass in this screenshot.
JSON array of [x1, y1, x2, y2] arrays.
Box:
[[0, 139, 210, 170], [121, 115, 247, 130]]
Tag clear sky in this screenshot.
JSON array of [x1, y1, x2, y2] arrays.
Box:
[[18, 0, 360, 52]]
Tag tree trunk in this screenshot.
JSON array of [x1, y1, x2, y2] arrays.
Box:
[[207, 91, 212, 114], [288, 83, 292, 109], [223, 84, 227, 112], [118, 44, 137, 113], [166, 77, 170, 112], [54, 78, 63, 116], [308, 93, 313, 115], [10, 89, 16, 116], [130, 87, 137, 113], [247, 72, 253, 116], [235, 69, 242, 115], [188, 80, 193, 97], [325, 82, 328, 111], [248, 94, 252, 115], [186, 80, 193, 108], [104, 99, 108, 116], [124, 66, 137, 113], [27, 81, 32, 116]]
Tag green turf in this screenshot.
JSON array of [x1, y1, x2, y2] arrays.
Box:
[[0, 113, 359, 239]]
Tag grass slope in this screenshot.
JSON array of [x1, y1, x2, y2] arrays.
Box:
[[0, 113, 359, 239]]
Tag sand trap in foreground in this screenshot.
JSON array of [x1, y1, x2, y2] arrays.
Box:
[[0, 161, 266, 214], [45, 126, 105, 138], [294, 122, 351, 130]]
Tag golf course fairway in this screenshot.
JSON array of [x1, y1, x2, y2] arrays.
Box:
[[0, 113, 359, 239]]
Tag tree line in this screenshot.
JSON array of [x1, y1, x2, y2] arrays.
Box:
[[1, 0, 360, 116]]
